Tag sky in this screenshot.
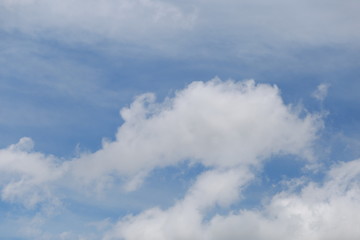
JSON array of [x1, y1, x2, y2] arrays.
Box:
[[0, 0, 360, 239]]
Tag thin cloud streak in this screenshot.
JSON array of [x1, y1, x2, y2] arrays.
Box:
[[1, 0, 359, 56]]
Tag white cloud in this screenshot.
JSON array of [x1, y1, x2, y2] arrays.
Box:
[[0, 79, 323, 238], [103, 168, 253, 240], [1, 0, 359, 55], [70, 79, 321, 188], [0, 137, 65, 207], [0, 0, 195, 49], [104, 158, 360, 240], [0, 78, 320, 204], [312, 83, 330, 102], [208, 159, 360, 240]]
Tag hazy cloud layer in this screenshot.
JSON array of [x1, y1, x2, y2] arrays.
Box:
[[0, 0, 195, 48], [1, 0, 359, 55]]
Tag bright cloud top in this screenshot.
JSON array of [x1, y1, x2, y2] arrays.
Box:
[[71, 79, 320, 189]]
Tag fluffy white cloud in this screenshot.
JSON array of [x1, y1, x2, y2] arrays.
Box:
[[103, 168, 253, 240], [0, 137, 64, 207], [104, 158, 360, 240], [0, 79, 320, 204], [207, 159, 360, 240], [70, 79, 321, 188], [0, 79, 323, 239]]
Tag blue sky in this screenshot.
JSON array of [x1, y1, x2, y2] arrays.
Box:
[[0, 0, 360, 239]]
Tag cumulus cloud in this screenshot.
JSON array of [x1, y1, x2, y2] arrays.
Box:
[[0, 79, 320, 203], [104, 158, 360, 240], [0, 79, 324, 239], [70, 79, 321, 188], [0, 137, 64, 207], [205, 163, 360, 240], [104, 168, 253, 240]]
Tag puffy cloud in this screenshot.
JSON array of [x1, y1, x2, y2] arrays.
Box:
[[70, 79, 321, 188], [0, 137, 65, 207], [0, 79, 323, 238], [0, 78, 320, 204], [104, 158, 360, 240], [206, 159, 360, 240], [103, 168, 252, 240]]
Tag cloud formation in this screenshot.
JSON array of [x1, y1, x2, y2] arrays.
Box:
[[0, 0, 195, 48], [313, 83, 330, 102], [104, 158, 360, 240], [1, 2, 359, 239], [71, 79, 321, 189], [1, 0, 359, 54], [0, 79, 319, 202], [0, 137, 64, 207], [0, 79, 326, 239]]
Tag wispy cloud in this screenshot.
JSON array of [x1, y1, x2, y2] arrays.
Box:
[[1, 0, 359, 56], [313, 83, 330, 102], [0, 0, 195, 49]]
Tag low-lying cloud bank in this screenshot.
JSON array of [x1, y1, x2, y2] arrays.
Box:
[[3, 79, 359, 239]]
